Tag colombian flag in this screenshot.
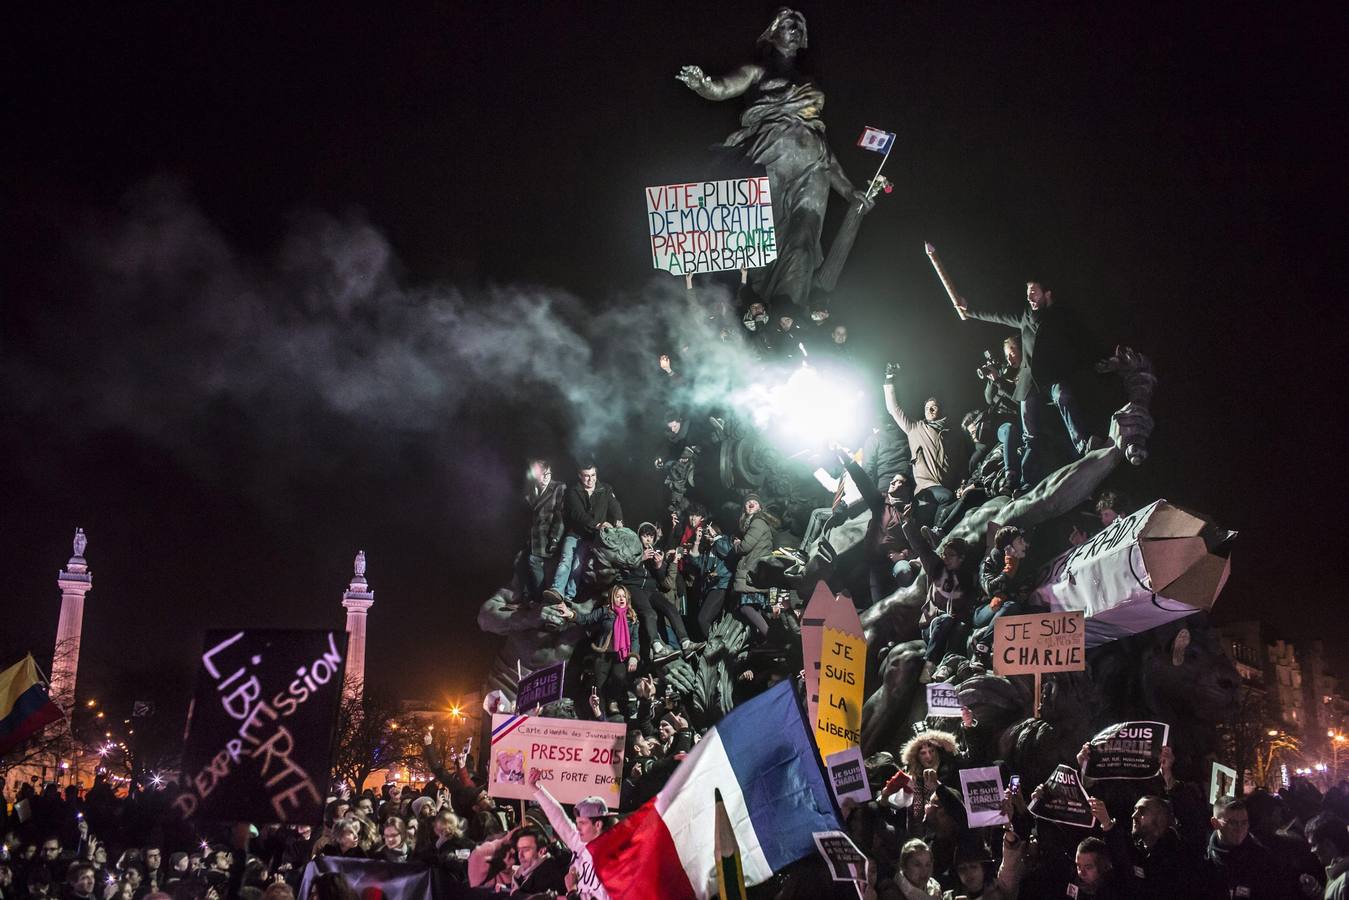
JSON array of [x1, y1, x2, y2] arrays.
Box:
[[0, 655, 64, 755]]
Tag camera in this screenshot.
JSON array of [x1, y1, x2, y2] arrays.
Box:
[[976, 349, 1001, 379]]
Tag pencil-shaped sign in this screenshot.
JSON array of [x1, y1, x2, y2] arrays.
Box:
[[924, 242, 967, 320]]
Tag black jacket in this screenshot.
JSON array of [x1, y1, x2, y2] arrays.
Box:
[[524, 480, 565, 557], [1127, 829, 1204, 900], [1202, 832, 1293, 900], [574, 606, 641, 661], [562, 483, 623, 538], [966, 302, 1094, 401], [861, 419, 912, 490]]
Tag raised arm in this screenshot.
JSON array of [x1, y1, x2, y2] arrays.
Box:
[[530, 775, 585, 856], [842, 453, 883, 514], [882, 380, 915, 434], [676, 63, 762, 101]]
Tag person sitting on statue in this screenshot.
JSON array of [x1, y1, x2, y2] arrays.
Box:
[[979, 334, 1024, 495], [861, 407, 913, 493], [732, 494, 778, 642], [802, 448, 864, 553], [544, 462, 622, 604], [954, 281, 1103, 487], [677, 8, 874, 311], [760, 311, 802, 362], [836, 449, 913, 605], [900, 510, 977, 683], [686, 517, 734, 639], [554, 585, 641, 719], [741, 300, 770, 335], [622, 523, 698, 663], [521, 459, 565, 604], [965, 528, 1036, 661], [929, 411, 1005, 537], [883, 364, 968, 528]]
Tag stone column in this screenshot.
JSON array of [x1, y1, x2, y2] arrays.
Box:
[[51, 528, 92, 712], [342, 551, 374, 701]]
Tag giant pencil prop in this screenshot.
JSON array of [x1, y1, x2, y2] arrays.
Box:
[[924, 242, 967, 320]]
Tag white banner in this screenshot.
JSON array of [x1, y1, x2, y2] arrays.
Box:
[[488, 714, 626, 806]]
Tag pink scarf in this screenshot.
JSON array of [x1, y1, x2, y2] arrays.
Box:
[[612, 610, 632, 660]]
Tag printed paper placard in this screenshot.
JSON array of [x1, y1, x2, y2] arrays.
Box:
[[1084, 721, 1169, 780], [959, 766, 1009, 828]]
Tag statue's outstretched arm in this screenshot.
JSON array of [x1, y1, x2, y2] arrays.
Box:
[[827, 152, 859, 197], [676, 63, 762, 101]]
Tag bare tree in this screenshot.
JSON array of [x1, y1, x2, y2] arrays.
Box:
[[329, 679, 421, 792], [1219, 680, 1305, 793]]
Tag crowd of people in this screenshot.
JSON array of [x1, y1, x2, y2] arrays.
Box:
[[4, 746, 1349, 899], [4, 284, 1345, 900]]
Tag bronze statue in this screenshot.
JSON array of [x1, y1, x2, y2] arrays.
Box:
[[678, 8, 875, 312]]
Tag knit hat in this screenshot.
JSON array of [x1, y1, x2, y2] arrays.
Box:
[[411, 796, 436, 818], [574, 796, 608, 819], [743, 492, 762, 506]]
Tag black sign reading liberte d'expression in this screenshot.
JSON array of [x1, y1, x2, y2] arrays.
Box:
[[175, 629, 348, 825]]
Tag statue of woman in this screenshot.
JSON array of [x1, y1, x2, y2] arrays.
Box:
[[678, 8, 872, 312]]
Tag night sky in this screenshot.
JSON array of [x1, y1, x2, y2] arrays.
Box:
[[4, 2, 1344, 722]]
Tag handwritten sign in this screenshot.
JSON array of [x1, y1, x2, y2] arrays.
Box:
[[958, 766, 1008, 828], [824, 746, 871, 806], [1028, 764, 1095, 829], [992, 611, 1086, 676], [926, 683, 963, 718], [816, 625, 866, 758], [174, 629, 348, 824], [645, 177, 777, 275], [516, 661, 565, 713], [488, 714, 626, 806], [1085, 721, 1170, 780]]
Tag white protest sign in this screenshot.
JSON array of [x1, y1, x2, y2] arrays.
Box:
[[926, 682, 963, 717], [824, 746, 871, 806], [645, 177, 777, 275], [812, 831, 867, 883], [958, 766, 1009, 828], [1210, 762, 1238, 804], [488, 714, 626, 806]]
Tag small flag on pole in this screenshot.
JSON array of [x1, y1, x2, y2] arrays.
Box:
[[856, 126, 895, 154]]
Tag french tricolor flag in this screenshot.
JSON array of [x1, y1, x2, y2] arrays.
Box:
[[856, 126, 895, 154], [588, 681, 840, 899]]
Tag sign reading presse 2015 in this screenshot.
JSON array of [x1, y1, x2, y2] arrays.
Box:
[[646, 177, 777, 275], [488, 714, 626, 806]]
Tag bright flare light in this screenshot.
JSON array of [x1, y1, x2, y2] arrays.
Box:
[[739, 364, 866, 453]]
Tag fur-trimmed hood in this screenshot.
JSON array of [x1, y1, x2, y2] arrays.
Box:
[[899, 729, 959, 775]]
